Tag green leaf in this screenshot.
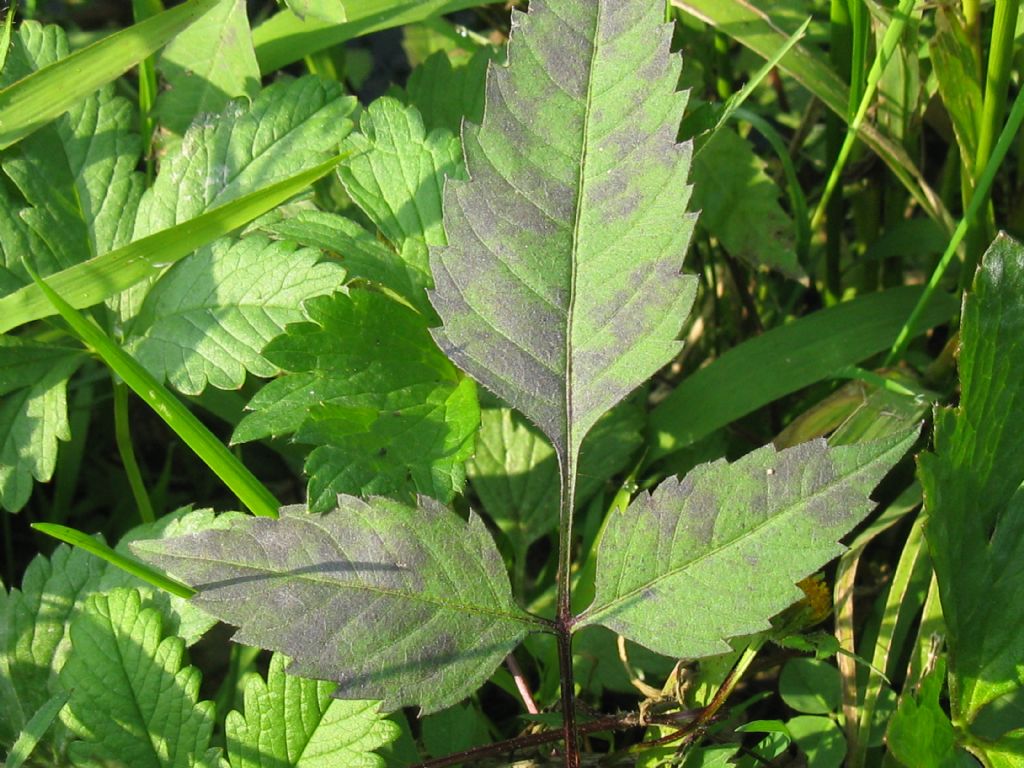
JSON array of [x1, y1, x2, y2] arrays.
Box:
[[648, 285, 959, 460], [3, 691, 68, 768], [919, 235, 1024, 735], [429, 0, 697, 470], [256, 210, 429, 313], [0, 153, 348, 333], [285, 0, 346, 23], [132, 499, 545, 713], [155, 0, 261, 136], [0, 22, 144, 273], [692, 128, 802, 278], [785, 715, 846, 768], [233, 290, 479, 512], [226, 652, 396, 768], [0, 543, 105, 744], [405, 48, 491, 135], [0, 340, 87, 512], [575, 429, 918, 658], [886, 661, 958, 768], [0, 0, 221, 150], [136, 76, 355, 239], [59, 588, 217, 768], [338, 96, 464, 251], [124, 235, 344, 395], [779, 658, 841, 714]]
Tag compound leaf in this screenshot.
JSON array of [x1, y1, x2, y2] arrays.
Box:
[[919, 234, 1024, 743], [0, 340, 87, 512], [124, 235, 344, 395], [136, 76, 355, 239], [338, 96, 464, 252], [226, 652, 397, 768], [0, 543, 104, 743], [1, 21, 143, 271], [133, 498, 542, 713], [429, 0, 697, 469], [233, 290, 478, 512], [60, 588, 217, 768], [576, 428, 918, 658], [155, 0, 261, 137]]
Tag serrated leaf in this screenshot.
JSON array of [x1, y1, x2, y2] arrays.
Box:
[[136, 76, 355, 239], [338, 96, 465, 252], [0, 21, 143, 272], [576, 429, 918, 658], [226, 652, 396, 768], [132, 498, 543, 713], [0, 340, 87, 512], [155, 0, 260, 137], [124, 235, 344, 395], [919, 235, 1024, 738], [257, 209, 431, 314], [429, 0, 697, 470], [1, 543, 106, 741], [60, 588, 216, 768], [405, 48, 491, 135], [692, 128, 802, 279], [233, 290, 478, 511], [887, 661, 958, 768]]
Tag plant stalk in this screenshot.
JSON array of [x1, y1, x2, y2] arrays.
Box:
[[113, 381, 155, 523], [556, 453, 580, 767]]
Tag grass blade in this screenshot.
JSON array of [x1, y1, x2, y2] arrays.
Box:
[[25, 267, 281, 519], [0, 153, 347, 334], [0, 0, 220, 150], [31, 522, 195, 598], [253, 0, 483, 73]]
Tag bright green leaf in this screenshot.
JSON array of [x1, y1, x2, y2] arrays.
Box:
[[429, 0, 697, 471], [256, 210, 429, 313], [3, 691, 68, 768], [919, 234, 1024, 740], [155, 0, 261, 136], [692, 127, 801, 278], [779, 658, 841, 714], [59, 588, 218, 767], [0, 340, 86, 512], [136, 76, 355, 239], [124, 235, 344, 395], [132, 499, 545, 713], [576, 429, 918, 658], [233, 290, 479, 512], [338, 96, 464, 251], [226, 652, 396, 768], [0, 544, 104, 744]]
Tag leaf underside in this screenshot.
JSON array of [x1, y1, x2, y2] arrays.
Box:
[[429, 0, 698, 464], [577, 428, 919, 659], [132, 497, 539, 713]]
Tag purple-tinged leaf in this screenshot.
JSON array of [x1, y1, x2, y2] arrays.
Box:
[[429, 0, 698, 468], [132, 497, 544, 713], [576, 429, 918, 658]]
